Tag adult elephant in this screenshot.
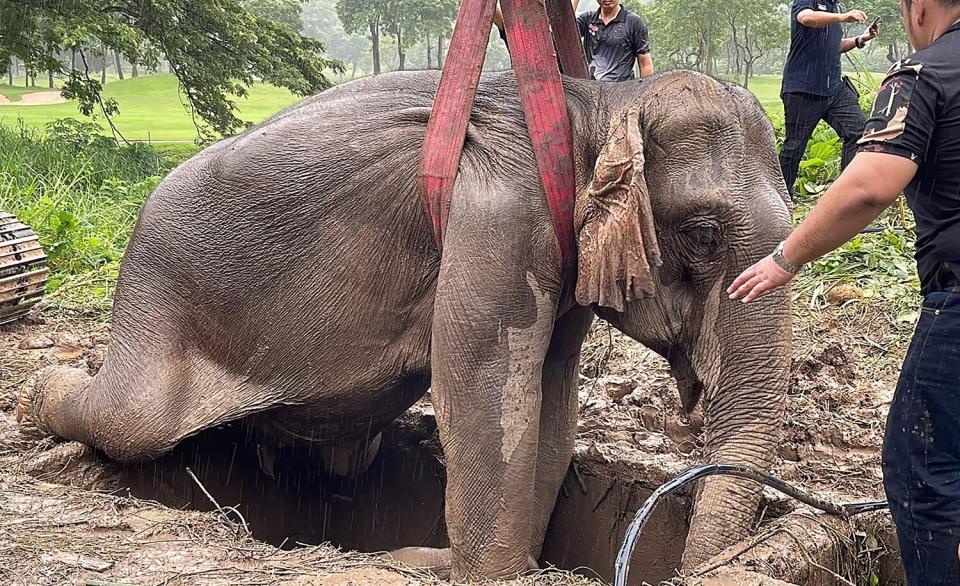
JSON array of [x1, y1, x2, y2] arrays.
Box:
[[17, 70, 791, 578]]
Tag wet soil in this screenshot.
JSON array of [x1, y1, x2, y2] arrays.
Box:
[[0, 293, 909, 585]]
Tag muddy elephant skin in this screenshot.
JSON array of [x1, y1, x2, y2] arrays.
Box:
[[17, 70, 791, 579]]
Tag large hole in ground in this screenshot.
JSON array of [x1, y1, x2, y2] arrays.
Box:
[[105, 407, 690, 585]]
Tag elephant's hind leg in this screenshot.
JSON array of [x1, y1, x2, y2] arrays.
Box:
[[17, 353, 281, 463]]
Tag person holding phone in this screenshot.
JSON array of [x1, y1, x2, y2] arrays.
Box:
[[779, 0, 880, 195]]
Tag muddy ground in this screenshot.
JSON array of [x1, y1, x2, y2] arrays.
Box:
[[0, 290, 908, 585]]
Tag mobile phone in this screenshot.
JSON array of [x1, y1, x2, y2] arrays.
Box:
[[871, 16, 881, 29]]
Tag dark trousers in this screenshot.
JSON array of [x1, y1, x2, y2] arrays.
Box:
[[882, 273, 960, 585], [778, 83, 866, 195]]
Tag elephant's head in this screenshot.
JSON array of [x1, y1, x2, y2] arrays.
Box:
[[575, 71, 792, 569]]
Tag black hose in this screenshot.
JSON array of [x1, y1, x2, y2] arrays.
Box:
[[613, 463, 888, 586]]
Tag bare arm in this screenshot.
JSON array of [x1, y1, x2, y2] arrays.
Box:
[[797, 8, 864, 28], [637, 53, 653, 78], [728, 152, 918, 302]]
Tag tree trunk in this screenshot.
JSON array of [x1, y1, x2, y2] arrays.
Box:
[[7, 61, 13, 86], [71, 49, 76, 71], [131, 61, 138, 77], [438, 34, 445, 68], [396, 27, 405, 70], [370, 21, 382, 75], [426, 34, 433, 70], [114, 51, 124, 80], [350, 62, 357, 79], [101, 45, 107, 84], [48, 69, 54, 88]]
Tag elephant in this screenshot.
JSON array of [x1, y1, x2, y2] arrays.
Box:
[[16, 69, 792, 579]]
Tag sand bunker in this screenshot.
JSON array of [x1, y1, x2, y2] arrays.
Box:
[[0, 91, 68, 105]]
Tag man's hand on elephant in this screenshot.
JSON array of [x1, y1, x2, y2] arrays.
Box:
[[727, 255, 795, 303], [843, 9, 867, 23]]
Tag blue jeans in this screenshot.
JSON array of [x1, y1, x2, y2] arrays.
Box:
[[883, 284, 960, 585]]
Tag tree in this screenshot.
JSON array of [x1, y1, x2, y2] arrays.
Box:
[[241, 0, 304, 32], [336, 0, 388, 74], [417, 0, 455, 69], [303, 0, 369, 77], [646, 0, 728, 75], [856, 0, 910, 63], [724, 0, 788, 87], [0, 0, 343, 138]]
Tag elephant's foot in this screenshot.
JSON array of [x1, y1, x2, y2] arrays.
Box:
[[16, 365, 90, 441], [385, 547, 539, 580], [386, 547, 454, 579]]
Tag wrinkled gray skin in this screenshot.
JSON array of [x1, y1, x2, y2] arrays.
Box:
[[18, 70, 791, 579]]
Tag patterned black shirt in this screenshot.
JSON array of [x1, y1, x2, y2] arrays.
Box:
[[858, 22, 960, 294]]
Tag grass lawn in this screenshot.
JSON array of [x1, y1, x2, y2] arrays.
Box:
[[739, 75, 785, 114], [0, 74, 300, 142]]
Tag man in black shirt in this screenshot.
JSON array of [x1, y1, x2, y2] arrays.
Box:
[[493, 0, 652, 81], [779, 0, 879, 194], [730, 0, 960, 582], [575, 0, 652, 81]]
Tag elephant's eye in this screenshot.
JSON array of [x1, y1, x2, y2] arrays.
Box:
[[680, 220, 723, 258]]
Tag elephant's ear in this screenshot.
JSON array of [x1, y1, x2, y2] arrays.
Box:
[[575, 108, 662, 312]]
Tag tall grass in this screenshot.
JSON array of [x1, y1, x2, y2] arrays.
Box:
[[0, 121, 194, 312]]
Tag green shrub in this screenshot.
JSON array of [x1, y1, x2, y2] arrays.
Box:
[[0, 121, 193, 310]]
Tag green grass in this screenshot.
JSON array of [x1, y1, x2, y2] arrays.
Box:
[[740, 75, 786, 113], [0, 123, 194, 310], [0, 71, 883, 143], [0, 74, 300, 142]]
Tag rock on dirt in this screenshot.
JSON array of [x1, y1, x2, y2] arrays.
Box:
[[18, 334, 54, 350], [826, 284, 865, 305]]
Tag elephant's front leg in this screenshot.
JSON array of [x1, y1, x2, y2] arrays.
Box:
[[528, 307, 593, 561], [430, 188, 561, 579], [433, 279, 557, 578]]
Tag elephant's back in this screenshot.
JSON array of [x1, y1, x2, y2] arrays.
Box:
[[113, 73, 457, 385]]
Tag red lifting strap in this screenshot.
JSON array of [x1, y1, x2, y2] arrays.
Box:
[[418, 0, 587, 277], [500, 0, 579, 273], [545, 0, 589, 79], [418, 0, 498, 248]]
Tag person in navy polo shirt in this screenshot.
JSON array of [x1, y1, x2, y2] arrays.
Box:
[[779, 0, 879, 195]]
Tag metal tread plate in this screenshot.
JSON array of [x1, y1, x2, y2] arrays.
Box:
[[0, 213, 47, 325]]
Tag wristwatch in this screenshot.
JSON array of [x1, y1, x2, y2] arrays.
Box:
[[772, 241, 802, 274], [856, 35, 866, 49]]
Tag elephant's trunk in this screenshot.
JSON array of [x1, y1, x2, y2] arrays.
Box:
[[680, 287, 791, 570]]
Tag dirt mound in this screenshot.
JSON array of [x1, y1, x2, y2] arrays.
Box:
[[0, 296, 907, 585]]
